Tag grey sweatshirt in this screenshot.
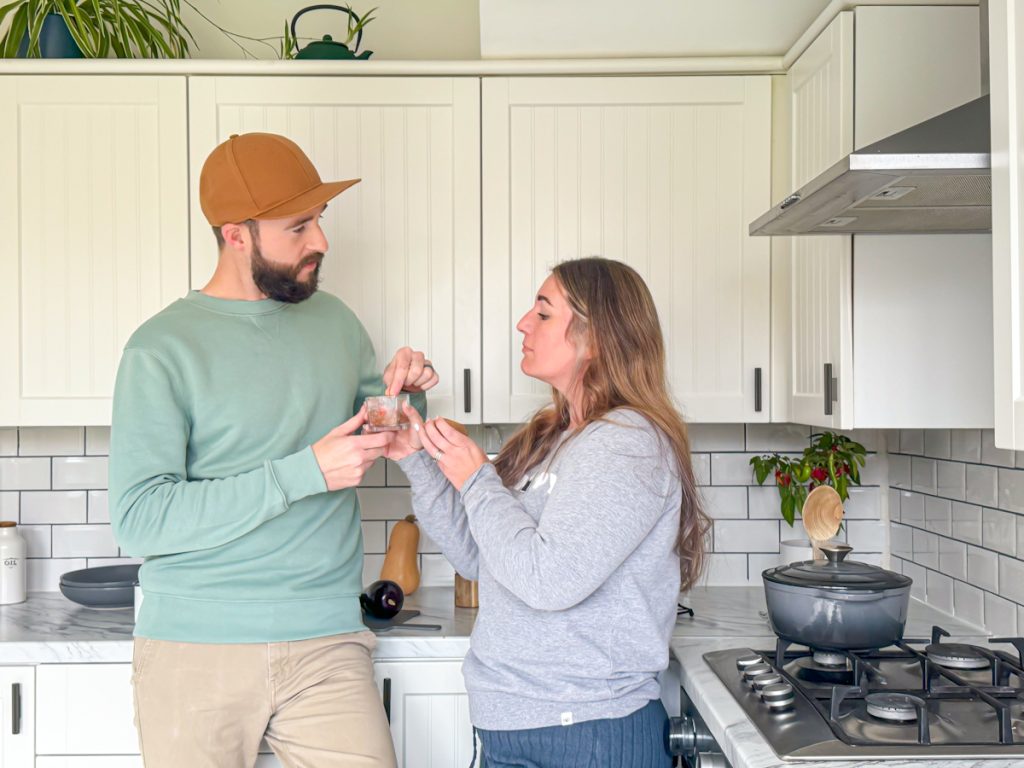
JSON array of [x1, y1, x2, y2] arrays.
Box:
[[398, 408, 682, 731]]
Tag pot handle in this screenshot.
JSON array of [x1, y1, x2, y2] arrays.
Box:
[[291, 4, 363, 51], [819, 543, 853, 563]]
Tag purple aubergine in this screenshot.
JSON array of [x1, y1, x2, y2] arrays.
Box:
[[360, 579, 404, 619]]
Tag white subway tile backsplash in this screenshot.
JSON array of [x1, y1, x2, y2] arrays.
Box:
[[984, 592, 1019, 636], [998, 556, 1024, 605], [86, 556, 142, 568], [384, 460, 409, 488], [967, 545, 999, 592], [983, 508, 1018, 557], [710, 453, 756, 485], [912, 529, 939, 569], [900, 492, 925, 528], [889, 454, 911, 489], [900, 430, 924, 455], [0, 492, 17, 523], [28, 558, 86, 591], [421, 554, 456, 586], [843, 487, 880, 519], [837, 429, 880, 453], [361, 521, 387, 554], [903, 561, 927, 601], [888, 488, 901, 523], [998, 468, 1024, 514], [747, 554, 782, 583], [692, 454, 711, 486], [860, 454, 886, 486], [744, 424, 809, 452], [935, 461, 966, 501], [19, 525, 51, 557], [703, 486, 748, 520], [950, 429, 982, 463], [85, 427, 110, 456], [953, 580, 986, 627], [703, 553, 747, 586], [951, 502, 983, 545], [356, 489, 413, 521], [0, 458, 50, 490], [856, 552, 883, 566], [51, 457, 108, 490], [982, 430, 1016, 468], [926, 570, 954, 614], [1019, 515, 1024, 558], [358, 459, 386, 488], [938, 537, 967, 581], [362, 554, 385, 588], [18, 427, 83, 456], [20, 491, 87, 525], [966, 464, 999, 508], [0, 429, 17, 456], [924, 430, 951, 460], [747, 487, 781, 520], [713, 520, 779, 553], [689, 425, 745, 452], [87, 491, 109, 524], [891, 524, 913, 560], [52, 525, 119, 558], [925, 497, 952, 536], [911, 458, 937, 494], [846, 520, 885, 552]]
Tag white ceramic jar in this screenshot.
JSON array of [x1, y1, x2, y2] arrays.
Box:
[[0, 522, 27, 604]]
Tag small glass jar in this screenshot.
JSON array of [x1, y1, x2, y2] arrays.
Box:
[[364, 394, 411, 432]]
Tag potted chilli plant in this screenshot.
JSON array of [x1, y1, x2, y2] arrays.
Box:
[[750, 432, 867, 559], [0, 0, 193, 58]]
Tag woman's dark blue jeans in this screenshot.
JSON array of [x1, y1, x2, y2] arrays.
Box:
[[476, 699, 673, 768]]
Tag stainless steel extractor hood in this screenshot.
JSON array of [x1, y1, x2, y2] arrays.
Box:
[[748, 95, 991, 236], [750, 0, 991, 237]]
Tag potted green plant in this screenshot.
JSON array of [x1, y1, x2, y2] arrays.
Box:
[[750, 432, 868, 559], [0, 0, 193, 58]]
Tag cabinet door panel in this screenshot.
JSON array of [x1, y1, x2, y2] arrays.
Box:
[[189, 77, 481, 423], [0, 76, 188, 426], [36, 664, 137, 755], [0, 666, 33, 768], [786, 14, 854, 428], [483, 76, 771, 423]]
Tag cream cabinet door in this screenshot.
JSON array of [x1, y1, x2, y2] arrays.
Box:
[[375, 660, 474, 768], [0, 76, 188, 426], [786, 13, 854, 428], [482, 76, 771, 423], [188, 77, 481, 423]]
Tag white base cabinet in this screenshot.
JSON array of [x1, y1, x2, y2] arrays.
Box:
[[0, 666, 33, 768]]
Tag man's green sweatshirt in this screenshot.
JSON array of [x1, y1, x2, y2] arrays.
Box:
[[109, 290, 423, 643]]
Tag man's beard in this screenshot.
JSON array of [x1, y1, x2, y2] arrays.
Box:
[[251, 243, 323, 303]]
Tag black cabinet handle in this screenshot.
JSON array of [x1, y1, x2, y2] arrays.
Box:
[[754, 367, 763, 413], [11, 682, 20, 735], [463, 369, 471, 413], [382, 677, 391, 724], [824, 363, 834, 416]]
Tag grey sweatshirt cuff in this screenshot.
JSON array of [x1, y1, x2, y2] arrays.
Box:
[[397, 450, 447, 486]]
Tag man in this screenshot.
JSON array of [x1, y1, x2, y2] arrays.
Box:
[[109, 132, 434, 767]]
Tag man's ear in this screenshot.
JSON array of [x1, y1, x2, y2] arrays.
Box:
[[219, 222, 249, 253]]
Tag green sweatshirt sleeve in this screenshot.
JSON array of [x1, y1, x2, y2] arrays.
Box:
[[109, 348, 327, 558]]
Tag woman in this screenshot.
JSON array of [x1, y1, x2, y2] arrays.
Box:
[[388, 257, 709, 768]]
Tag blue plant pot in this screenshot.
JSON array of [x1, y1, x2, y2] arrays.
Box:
[[17, 14, 84, 58]]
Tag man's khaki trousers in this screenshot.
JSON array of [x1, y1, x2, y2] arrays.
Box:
[[131, 630, 397, 768]]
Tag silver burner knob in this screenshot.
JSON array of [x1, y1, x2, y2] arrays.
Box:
[[736, 653, 763, 671], [667, 714, 716, 756], [742, 662, 772, 682], [751, 672, 783, 692], [761, 682, 795, 710]]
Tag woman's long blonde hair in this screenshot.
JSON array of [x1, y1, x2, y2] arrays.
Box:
[[493, 257, 710, 591]]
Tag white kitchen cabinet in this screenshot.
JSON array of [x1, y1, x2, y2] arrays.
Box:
[[990, 1, 1024, 449], [0, 76, 189, 426], [188, 77, 482, 423], [375, 659, 475, 768], [482, 76, 772, 423], [0, 666, 33, 767], [781, 7, 987, 428], [36, 663, 138, 755]]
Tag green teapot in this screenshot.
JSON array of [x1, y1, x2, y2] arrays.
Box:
[[291, 4, 374, 60]]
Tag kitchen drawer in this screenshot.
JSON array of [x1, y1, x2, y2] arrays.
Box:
[[36, 664, 137, 755]]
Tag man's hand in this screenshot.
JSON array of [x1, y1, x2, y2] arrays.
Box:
[[382, 347, 439, 396], [312, 407, 395, 491]]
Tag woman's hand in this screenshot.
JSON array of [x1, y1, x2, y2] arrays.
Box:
[[383, 402, 425, 462], [403, 405, 488, 491]]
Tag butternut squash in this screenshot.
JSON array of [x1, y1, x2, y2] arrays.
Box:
[[442, 418, 469, 435], [381, 514, 420, 595]]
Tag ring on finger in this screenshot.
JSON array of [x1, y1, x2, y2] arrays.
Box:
[[433, 449, 444, 462]]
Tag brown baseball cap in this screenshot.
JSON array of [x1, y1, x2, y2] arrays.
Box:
[[199, 132, 360, 226]]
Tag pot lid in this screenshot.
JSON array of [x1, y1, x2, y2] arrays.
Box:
[[764, 544, 912, 591]]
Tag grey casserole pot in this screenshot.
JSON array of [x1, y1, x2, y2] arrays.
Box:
[[762, 544, 912, 650]]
